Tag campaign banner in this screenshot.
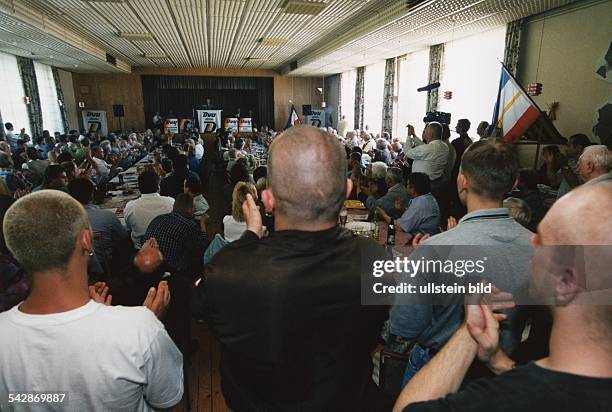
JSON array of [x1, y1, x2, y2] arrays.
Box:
[[238, 117, 253, 133], [81, 110, 108, 137], [224, 117, 239, 131], [308, 108, 325, 128], [179, 118, 194, 132], [164, 118, 179, 134], [197, 110, 222, 133]]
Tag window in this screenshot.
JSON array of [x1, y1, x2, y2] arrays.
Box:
[[34, 61, 64, 134], [0, 51, 30, 136], [394, 48, 430, 142], [339, 69, 356, 130], [438, 26, 506, 140], [362, 61, 385, 135]]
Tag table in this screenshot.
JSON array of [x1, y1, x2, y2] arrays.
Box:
[[346, 208, 413, 257]]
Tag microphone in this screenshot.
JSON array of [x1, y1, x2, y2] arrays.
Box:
[[417, 82, 440, 92]]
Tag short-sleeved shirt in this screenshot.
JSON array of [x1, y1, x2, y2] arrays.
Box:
[[403, 362, 612, 412], [397, 193, 440, 235], [85, 204, 128, 260], [0, 300, 183, 411]]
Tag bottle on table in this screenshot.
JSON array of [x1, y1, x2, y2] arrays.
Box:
[[387, 219, 395, 246]]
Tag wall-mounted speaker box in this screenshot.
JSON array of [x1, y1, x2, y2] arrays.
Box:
[[113, 104, 125, 117], [302, 104, 312, 116]]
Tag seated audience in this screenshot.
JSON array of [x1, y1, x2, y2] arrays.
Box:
[[160, 154, 197, 198], [538, 145, 563, 188], [0, 152, 28, 194], [24, 147, 49, 186], [144, 193, 208, 279], [377, 172, 441, 236], [358, 167, 410, 219], [389, 140, 532, 386], [223, 182, 266, 242], [374, 138, 393, 165], [0, 190, 184, 411], [125, 171, 175, 249], [516, 169, 544, 230], [556, 133, 591, 199], [34, 164, 67, 192], [503, 197, 532, 229], [68, 177, 128, 262], [394, 183, 612, 412], [205, 125, 387, 411], [184, 175, 210, 218], [577, 145, 612, 185]]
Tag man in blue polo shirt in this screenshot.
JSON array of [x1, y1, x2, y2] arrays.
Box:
[[389, 139, 533, 386]]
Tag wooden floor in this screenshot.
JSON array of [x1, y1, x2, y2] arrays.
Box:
[[171, 322, 230, 412], [171, 134, 232, 412]]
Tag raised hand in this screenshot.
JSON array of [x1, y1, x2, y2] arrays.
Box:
[[143, 280, 171, 319], [242, 193, 263, 238], [447, 216, 457, 230], [89, 281, 112, 305], [411, 233, 430, 248]]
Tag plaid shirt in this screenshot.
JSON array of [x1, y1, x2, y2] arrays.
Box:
[[144, 212, 208, 278]]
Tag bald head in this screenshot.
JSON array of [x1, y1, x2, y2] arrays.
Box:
[[539, 182, 612, 245], [268, 125, 347, 223]]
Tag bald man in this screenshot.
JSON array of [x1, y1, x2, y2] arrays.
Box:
[[577, 145, 612, 185], [205, 125, 388, 411], [393, 183, 612, 412]]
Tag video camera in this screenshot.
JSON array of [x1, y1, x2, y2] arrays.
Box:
[[423, 111, 451, 125]]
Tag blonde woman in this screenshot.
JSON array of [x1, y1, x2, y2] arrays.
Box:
[[223, 182, 266, 242]]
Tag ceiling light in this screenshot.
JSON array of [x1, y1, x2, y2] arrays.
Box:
[[118, 32, 154, 41], [258, 38, 288, 46], [282, 0, 328, 16]]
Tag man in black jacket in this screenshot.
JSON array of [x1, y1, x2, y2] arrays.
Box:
[[205, 125, 388, 411]]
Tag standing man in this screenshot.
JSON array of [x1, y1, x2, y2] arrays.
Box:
[[451, 119, 473, 177], [205, 126, 388, 411], [337, 115, 349, 138], [152, 112, 163, 132]]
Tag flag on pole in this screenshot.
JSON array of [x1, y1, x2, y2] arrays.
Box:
[[491, 65, 540, 143], [285, 104, 301, 128]]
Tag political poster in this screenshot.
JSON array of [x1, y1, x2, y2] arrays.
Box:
[[197, 109, 222, 133], [81, 110, 108, 137], [164, 118, 179, 134], [308, 108, 325, 128], [238, 117, 253, 133], [224, 117, 239, 131]]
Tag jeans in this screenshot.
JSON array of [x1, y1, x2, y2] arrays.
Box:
[[401, 344, 433, 387]]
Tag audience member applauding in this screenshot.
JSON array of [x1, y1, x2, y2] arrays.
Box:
[[68, 177, 128, 263], [205, 125, 387, 412], [394, 183, 612, 412], [377, 172, 441, 238], [144, 193, 208, 280], [0, 190, 184, 411], [389, 140, 533, 386], [359, 167, 410, 220], [223, 182, 266, 242], [577, 145, 612, 185], [125, 171, 175, 249]]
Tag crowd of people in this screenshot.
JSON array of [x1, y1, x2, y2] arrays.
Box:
[[0, 114, 610, 412]]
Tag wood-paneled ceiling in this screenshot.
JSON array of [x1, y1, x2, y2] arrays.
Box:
[[0, 0, 582, 75]]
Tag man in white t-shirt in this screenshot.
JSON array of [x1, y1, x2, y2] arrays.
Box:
[[0, 190, 183, 412]]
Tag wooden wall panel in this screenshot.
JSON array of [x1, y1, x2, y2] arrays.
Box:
[[72, 68, 322, 132]]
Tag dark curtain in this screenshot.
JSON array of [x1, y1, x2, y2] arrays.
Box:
[[16, 57, 43, 138], [354, 66, 365, 130], [504, 19, 524, 76], [382, 58, 396, 136], [427, 44, 444, 113], [52, 67, 69, 133], [141, 75, 274, 129]]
